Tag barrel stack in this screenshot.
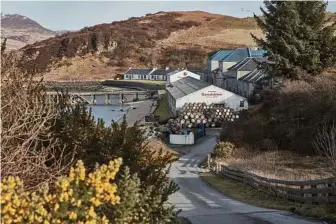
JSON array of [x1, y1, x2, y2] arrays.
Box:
[[165, 102, 240, 133]]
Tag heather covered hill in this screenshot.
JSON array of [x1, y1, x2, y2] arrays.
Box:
[[15, 11, 264, 80], [14, 10, 336, 80]]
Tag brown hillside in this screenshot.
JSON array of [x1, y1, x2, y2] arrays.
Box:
[[16, 11, 263, 81]]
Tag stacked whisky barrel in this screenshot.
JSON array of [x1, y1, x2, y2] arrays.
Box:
[[165, 102, 240, 133]]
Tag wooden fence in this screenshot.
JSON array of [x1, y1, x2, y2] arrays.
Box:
[[208, 158, 336, 205]]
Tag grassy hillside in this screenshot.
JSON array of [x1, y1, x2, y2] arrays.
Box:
[[15, 10, 336, 81], [16, 11, 264, 81]]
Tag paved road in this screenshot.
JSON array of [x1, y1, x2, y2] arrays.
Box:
[[168, 134, 322, 224]]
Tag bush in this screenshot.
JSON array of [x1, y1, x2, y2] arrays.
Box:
[[221, 74, 336, 155], [1, 159, 121, 223], [1, 44, 179, 223], [211, 142, 235, 159]]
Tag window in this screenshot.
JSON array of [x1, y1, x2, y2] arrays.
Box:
[[240, 101, 245, 107], [125, 75, 128, 79], [144, 75, 147, 79]]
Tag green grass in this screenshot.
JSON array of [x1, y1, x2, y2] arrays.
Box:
[[200, 172, 336, 223], [153, 93, 170, 121]]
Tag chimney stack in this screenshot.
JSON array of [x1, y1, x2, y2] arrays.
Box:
[[166, 67, 169, 70]]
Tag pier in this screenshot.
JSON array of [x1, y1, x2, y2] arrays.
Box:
[[46, 90, 156, 105]]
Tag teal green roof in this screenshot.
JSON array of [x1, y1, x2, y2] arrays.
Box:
[[209, 48, 267, 63], [209, 50, 234, 61]]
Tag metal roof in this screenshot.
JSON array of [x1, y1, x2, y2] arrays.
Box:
[[249, 49, 267, 57], [228, 57, 266, 71], [150, 68, 175, 76], [209, 50, 235, 61], [167, 76, 210, 99], [220, 48, 267, 63], [167, 69, 202, 77], [239, 69, 267, 83], [124, 68, 154, 75]]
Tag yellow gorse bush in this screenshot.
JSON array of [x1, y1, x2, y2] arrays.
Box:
[[1, 158, 122, 224]]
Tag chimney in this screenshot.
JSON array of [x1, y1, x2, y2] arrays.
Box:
[[166, 67, 169, 70], [129, 67, 132, 70]]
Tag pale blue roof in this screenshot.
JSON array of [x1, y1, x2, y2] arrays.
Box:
[[220, 48, 267, 63], [209, 50, 234, 61], [249, 49, 267, 57], [208, 48, 267, 64]]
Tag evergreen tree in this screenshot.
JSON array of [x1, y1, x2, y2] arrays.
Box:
[[252, 1, 336, 79]]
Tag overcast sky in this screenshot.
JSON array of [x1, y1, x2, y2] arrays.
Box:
[[2, 1, 336, 31]]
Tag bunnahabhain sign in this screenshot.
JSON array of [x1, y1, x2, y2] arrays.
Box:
[[201, 91, 223, 98]]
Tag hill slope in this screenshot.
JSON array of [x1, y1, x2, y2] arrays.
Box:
[[16, 11, 266, 81], [1, 14, 58, 51]]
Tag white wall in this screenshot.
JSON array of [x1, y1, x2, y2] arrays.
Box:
[[176, 85, 248, 111], [169, 70, 200, 84], [170, 132, 195, 145], [219, 62, 237, 71], [237, 71, 250, 79], [210, 60, 219, 71]]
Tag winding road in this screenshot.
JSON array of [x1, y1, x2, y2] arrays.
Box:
[[168, 133, 322, 224]]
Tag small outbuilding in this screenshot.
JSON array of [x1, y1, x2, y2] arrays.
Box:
[[166, 76, 248, 116]]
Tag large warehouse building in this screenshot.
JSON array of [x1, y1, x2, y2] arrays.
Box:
[[166, 77, 248, 116]]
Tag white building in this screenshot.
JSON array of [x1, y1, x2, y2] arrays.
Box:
[[123, 67, 175, 81], [166, 76, 248, 117], [167, 69, 201, 84]]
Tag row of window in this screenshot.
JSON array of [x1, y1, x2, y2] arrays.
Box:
[[124, 74, 167, 80]]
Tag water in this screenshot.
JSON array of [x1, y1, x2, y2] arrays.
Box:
[[84, 95, 131, 126], [87, 105, 129, 126]]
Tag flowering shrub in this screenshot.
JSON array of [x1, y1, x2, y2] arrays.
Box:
[[1, 158, 122, 224], [211, 142, 235, 159]]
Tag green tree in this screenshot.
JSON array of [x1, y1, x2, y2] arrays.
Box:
[[52, 103, 179, 223], [252, 1, 336, 79]]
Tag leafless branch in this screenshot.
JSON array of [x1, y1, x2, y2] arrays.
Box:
[[1, 52, 74, 188]]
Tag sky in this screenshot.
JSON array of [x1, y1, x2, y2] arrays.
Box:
[[1, 1, 336, 31]]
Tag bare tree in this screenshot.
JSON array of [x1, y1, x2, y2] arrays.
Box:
[[313, 122, 336, 175], [1, 50, 74, 189]]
